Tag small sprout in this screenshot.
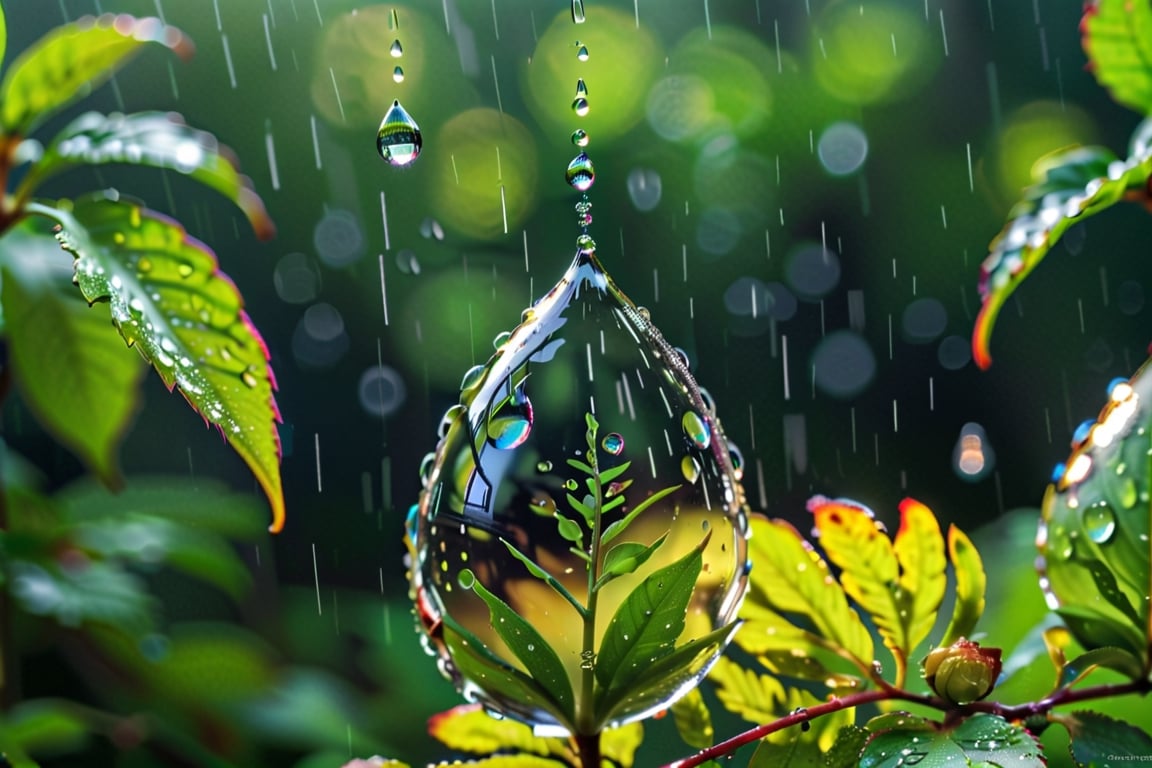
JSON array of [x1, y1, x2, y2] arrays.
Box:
[[923, 637, 1002, 705]]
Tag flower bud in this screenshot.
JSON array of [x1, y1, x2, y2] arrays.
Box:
[[922, 638, 1002, 705]]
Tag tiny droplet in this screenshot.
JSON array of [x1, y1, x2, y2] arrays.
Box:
[[572, 128, 589, 147], [390, 39, 404, 58], [393, 66, 404, 83], [601, 432, 624, 455]]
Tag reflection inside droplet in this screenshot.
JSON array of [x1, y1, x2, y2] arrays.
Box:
[[377, 99, 422, 167]]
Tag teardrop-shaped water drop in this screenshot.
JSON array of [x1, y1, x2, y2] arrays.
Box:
[[682, 411, 712, 450], [410, 246, 749, 732], [1084, 503, 1117, 544], [572, 97, 590, 117], [576, 43, 589, 61], [566, 152, 595, 191], [572, 128, 589, 147], [575, 78, 588, 98], [377, 99, 422, 167], [390, 39, 404, 58], [571, 0, 586, 23], [393, 65, 404, 83]]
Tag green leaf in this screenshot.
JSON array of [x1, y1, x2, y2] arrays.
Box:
[[599, 462, 632, 484], [0, 0, 7, 72], [824, 725, 871, 768], [597, 533, 668, 587], [426, 704, 568, 759], [554, 512, 585, 546], [500, 538, 585, 615], [600, 484, 681, 547], [594, 532, 706, 693], [26, 111, 273, 239], [939, 524, 986, 647], [0, 222, 146, 486], [707, 655, 786, 723], [811, 497, 942, 673], [46, 195, 285, 533], [0, 14, 192, 137], [1056, 646, 1146, 689], [1083, 0, 1152, 114], [565, 457, 593, 475], [459, 569, 575, 720], [139, 624, 277, 705], [8, 558, 152, 633], [670, 686, 713, 750], [744, 516, 873, 666], [860, 713, 1044, 768], [749, 733, 823, 768], [0, 699, 90, 757], [1065, 711, 1152, 767], [972, 131, 1152, 368], [565, 493, 595, 528]]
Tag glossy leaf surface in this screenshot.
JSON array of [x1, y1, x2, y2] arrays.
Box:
[[1083, 0, 1152, 114], [49, 195, 285, 531], [860, 713, 1044, 768], [1065, 710, 1152, 767], [427, 705, 570, 760], [0, 14, 192, 137], [0, 222, 145, 485]]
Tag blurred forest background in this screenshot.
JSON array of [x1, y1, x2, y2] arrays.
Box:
[[4, 0, 1151, 764]]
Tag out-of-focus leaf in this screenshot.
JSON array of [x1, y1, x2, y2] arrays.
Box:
[[824, 725, 870, 768], [939, 524, 986, 647], [333, 757, 411, 768], [428, 757, 566, 768], [426, 704, 568, 759], [749, 734, 823, 768], [0, 222, 145, 487], [708, 655, 786, 723], [601, 722, 643, 768], [670, 686, 713, 750], [1083, 0, 1152, 114], [860, 713, 1044, 768], [234, 669, 381, 751], [0, 14, 192, 137], [0, 699, 90, 757], [134, 624, 276, 705], [743, 516, 873, 666], [973, 124, 1152, 368], [1065, 710, 1152, 767], [27, 111, 273, 238], [458, 569, 574, 721], [595, 533, 705, 695], [9, 558, 152, 632], [46, 195, 285, 532], [1056, 646, 1145, 689], [0, 1, 7, 71]]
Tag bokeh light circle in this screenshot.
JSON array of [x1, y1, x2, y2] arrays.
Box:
[[313, 209, 365, 268], [273, 252, 322, 304], [786, 244, 841, 299], [902, 297, 948, 343], [817, 121, 869, 176], [812, 331, 876, 399], [358, 365, 407, 417]]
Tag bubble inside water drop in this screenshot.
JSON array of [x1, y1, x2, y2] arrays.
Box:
[[572, 128, 589, 147]]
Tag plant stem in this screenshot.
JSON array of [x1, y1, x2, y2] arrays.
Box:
[[574, 730, 602, 768], [577, 428, 605, 739]]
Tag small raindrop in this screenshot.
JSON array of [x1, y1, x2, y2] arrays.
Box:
[[681, 455, 701, 484], [393, 65, 404, 83], [601, 433, 624, 455], [1083, 503, 1117, 544], [682, 411, 712, 450], [571, 128, 590, 147], [572, 96, 590, 116], [577, 43, 590, 61], [575, 78, 588, 98], [536, 460, 553, 473], [377, 99, 422, 168], [390, 39, 403, 57], [571, 0, 586, 24]]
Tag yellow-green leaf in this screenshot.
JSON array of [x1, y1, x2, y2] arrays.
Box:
[[0, 0, 7, 71], [427, 704, 568, 760], [709, 656, 787, 723], [47, 195, 285, 532], [939, 524, 986, 647], [744, 516, 873, 665], [1083, 0, 1152, 114], [670, 686, 713, 750], [428, 757, 566, 768], [0, 222, 146, 486], [602, 722, 643, 768], [0, 14, 192, 137], [891, 498, 947, 652]]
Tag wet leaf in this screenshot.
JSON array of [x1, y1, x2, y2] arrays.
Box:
[[670, 686, 713, 750], [939, 524, 986, 647], [743, 515, 873, 666], [1065, 710, 1152, 767], [0, 14, 192, 138], [824, 725, 871, 768], [458, 569, 574, 721], [594, 532, 706, 694], [500, 538, 585, 614], [597, 533, 668, 586], [860, 713, 1044, 768], [0, 222, 145, 486], [1056, 646, 1146, 689], [599, 484, 681, 546], [973, 126, 1152, 368], [891, 499, 948, 651], [1083, 0, 1152, 114], [28, 111, 273, 238], [47, 195, 285, 532], [426, 704, 568, 759]]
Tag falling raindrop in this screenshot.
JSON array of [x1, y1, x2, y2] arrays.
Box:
[[390, 39, 403, 57], [576, 43, 589, 61], [571, 0, 586, 23], [393, 66, 404, 83], [566, 152, 595, 191], [377, 99, 422, 167], [601, 432, 624, 455], [571, 128, 589, 147], [572, 96, 590, 116], [575, 78, 588, 98]]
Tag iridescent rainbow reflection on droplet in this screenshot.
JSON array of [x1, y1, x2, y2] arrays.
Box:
[[407, 244, 749, 733]]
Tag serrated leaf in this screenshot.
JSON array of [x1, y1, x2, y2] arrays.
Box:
[[0, 14, 192, 137], [1065, 710, 1152, 767], [708, 655, 787, 723], [670, 686, 713, 750], [594, 533, 706, 694], [1057, 646, 1146, 689], [27, 111, 273, 239], [598, 533, 668, 585], [47, 195, 285, 532], [600, 484, 681, 547], [1083, 0, 1152, 114], [973, 131, 1152, 368], [0, 222, 146, 486], [743, 515, 873, 666], [860, 713, 1044, 768], [459, 570, 574, 721], [940, 524, 986, 647], [426, 704, 567, 759]]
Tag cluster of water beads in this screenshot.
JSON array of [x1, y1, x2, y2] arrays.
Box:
[[1036, 365, 1150, 652], [376, 8, 421, 167]]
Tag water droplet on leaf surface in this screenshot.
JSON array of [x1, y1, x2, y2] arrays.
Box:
[[377, 99, 422, 167], [409, 246, 749, 732]]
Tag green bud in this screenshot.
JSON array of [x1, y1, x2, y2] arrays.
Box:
[[923, 638, 1002, 705]]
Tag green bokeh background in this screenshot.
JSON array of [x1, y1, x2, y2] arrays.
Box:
[[3, 0, 1151, 764]]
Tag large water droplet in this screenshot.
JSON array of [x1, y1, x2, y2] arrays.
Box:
[[1084, 503, 1117, 544], [377, 99, 422, 167], [682, 411, 711, 450], [410, 247, 749, 732], [566, 152, 595, 191]]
